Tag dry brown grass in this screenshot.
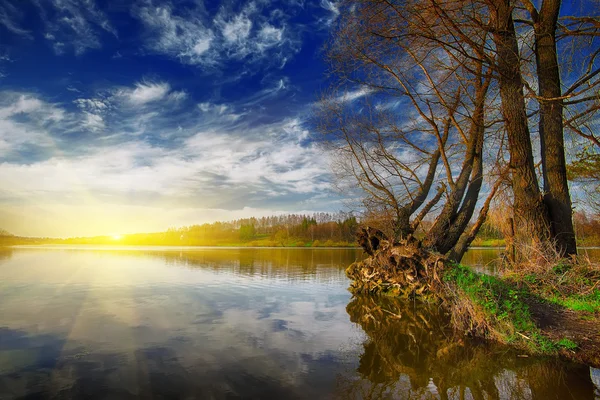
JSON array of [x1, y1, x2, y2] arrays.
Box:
[[503, 243, 600, 300]]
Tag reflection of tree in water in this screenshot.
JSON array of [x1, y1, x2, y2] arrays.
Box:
[[0, 247, 14, 262], [340, 295, 596, 400], [155, 248, 361, 281], [592, 368, 600, 399]]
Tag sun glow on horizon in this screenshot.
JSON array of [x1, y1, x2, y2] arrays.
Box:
[[112, 234, 123, 240]]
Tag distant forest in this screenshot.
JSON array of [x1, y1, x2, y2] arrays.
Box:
[[0, 213, 359, 247], [1, 210, 600, 247]]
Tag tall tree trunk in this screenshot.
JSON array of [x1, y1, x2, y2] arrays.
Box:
[[394, 148, 442, 239], [534, 0, 577, 256], [440, 123, 484, 257], [448, 176, 503, 262], [423, 121, 479, 251], [490, 0, 551, 252], [423, 143, 475, 251], [425, 66, 490, 255]]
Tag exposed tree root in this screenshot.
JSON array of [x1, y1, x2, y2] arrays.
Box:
[[347, 228, 447, 298], [346, 227, 600, 367]]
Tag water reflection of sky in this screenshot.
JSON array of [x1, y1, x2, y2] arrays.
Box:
[[0, 247, 598, 399]]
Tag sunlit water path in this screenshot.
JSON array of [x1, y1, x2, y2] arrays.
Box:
[[0, 246, 598, 399]]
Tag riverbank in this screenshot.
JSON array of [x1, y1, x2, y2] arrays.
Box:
[[444, 264, 600, 367], [345, 238, 600, 367]]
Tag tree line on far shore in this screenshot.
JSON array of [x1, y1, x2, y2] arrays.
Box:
[[0, 213, 360, 247], [3, 209, 600, 248]]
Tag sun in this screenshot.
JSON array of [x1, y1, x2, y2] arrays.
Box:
[[112, 234, 122, 240]]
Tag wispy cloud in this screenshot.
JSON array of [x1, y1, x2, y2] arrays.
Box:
[[134, 4, 215, 65], [37, 0, 116, 55], [320, 0, 339, 16], [0, 1, 32, 37], [0, 87, 336, 236], [318, 0, 340, 26], [134, 1, 301, 70], [74, 97, 110, 132], [1, 119, 330, 200], [220, 13, 253, 44], [336, 87, 373, 103], [74, 98, 109, 113], [120, 82, 171, 105], [81, 111, 105, 131], [0, 93, 66, 122], [198, 102, 242, 121], [0, 93, 66, 158], [313, 86, 373, 108], [0, 0, 344, 237], [66, 81, 188, 135]]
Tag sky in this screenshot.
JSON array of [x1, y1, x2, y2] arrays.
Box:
[[0, 0, 344, 237]]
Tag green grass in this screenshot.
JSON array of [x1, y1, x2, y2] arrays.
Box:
[[443, 265, 535, 333], [469, 238, 506, 247], [556, 338, 578, 350], [510, 265, 600, 313], [547, 290, 600, 313], [442, 265, 576, 354]]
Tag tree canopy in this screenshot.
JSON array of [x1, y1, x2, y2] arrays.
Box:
[[317, 0, 599, 262]]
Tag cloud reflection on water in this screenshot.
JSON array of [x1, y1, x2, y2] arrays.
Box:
[[0, 247, 597, 399]]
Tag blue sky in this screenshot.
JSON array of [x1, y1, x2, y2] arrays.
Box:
[[0, 0, 344, 237]]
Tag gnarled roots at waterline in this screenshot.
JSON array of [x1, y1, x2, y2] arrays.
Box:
[[346, 227, 447, 298]]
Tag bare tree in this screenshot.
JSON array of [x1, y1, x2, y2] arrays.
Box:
[[319, 0, 600, 264], [316, 0, 499, 262]]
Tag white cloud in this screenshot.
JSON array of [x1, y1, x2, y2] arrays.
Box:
[[320, 0, 340, 16], [0, 94, 66, 157], [72, 82, 185, 127], [319, 0, 340, 26], [135, 5, 215, 65], [336, 87, 373, 103], [192, 37, 212, 55], [312, 87, 374, 109], [0, 94, 65, 122], [256, 24, 284, 52], [221, 14, 253, 44], [168, 91, 188, 103], [0, 2, 31, 37], [82, 111, 105, 131], [0, 113, 332, 203], [120, 82, 171, 105], [74, 97, 110, 131], [0, 123, 330, 202], [134, 1, 300, 69], [197, 102, 241, 121], [39, 0, 117, 55], [0, 87, 335, 237], [74, 98, 108, 113], [1, 95, 42, 115]]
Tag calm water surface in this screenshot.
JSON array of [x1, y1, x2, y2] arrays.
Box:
[[0, 246, 599, 399]]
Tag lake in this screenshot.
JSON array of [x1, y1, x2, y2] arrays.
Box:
[[0, 246, 599, 399]]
